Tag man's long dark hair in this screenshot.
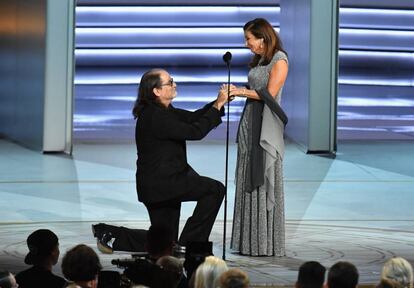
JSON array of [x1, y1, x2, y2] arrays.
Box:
[[132, 69, 163, 119], [244, 18, 287, 68]]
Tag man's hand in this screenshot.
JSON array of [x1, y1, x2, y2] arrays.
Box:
[[214, 87, 231, 110]]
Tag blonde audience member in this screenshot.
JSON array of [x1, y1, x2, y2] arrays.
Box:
[[378, 257, 413, 288], [194, 256, 228, 288]]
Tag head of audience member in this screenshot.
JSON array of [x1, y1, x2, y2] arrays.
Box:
[[218, 268, 249, 288], [0, 270, 17, 288], [145, 224, 175, 262], [296, 261, 326, 288], [378, 257, 413, 288], [24, 229, 60, 270], [327, 261, 359, 288], [156, 256, 183, 288], [61, 244, 102, 288], [194, 256, 229, 288]]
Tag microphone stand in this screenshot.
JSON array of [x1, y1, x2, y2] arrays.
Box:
[[223, 59, 231, 261]]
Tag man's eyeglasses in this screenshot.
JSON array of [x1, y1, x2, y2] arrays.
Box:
[[160, 78, 174, 87]]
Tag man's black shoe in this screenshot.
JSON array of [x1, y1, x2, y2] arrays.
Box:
[[96, 231, 114, 254], [91, 223, 108, 239]]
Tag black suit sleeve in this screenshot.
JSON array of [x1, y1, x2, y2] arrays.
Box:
[[152, 106, 222, 141], [173, 101, 224, 123]]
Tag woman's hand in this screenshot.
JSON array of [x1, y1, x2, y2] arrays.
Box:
[[220, 84, 242, 98], [229, 85, 261, 101], [220, 84, 238, 101], [229, 85, 246, 98]]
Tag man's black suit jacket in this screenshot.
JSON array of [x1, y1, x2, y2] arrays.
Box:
[[135, 102, 223, 204]]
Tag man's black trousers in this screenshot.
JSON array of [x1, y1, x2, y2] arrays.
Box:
[[145, 173, 225, 246]]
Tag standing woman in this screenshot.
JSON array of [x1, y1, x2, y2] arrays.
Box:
[[230, 18, 289, 256]]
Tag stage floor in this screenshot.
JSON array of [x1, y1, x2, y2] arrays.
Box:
[[1, 139, 414, 286]]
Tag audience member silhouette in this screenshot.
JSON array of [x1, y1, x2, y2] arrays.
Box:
[[15, 229, 66, 288], [61, 244, 102, 288], [327, 261, 359, 288], [296, 261, 326, 288], [13, 228, 406, 288], [218, 268, 250, 288], [156, 256, 183, 288]]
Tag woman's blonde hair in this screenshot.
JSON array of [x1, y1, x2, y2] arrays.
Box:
[[381, 257, 413, 288], [194, 256, 229, 288]]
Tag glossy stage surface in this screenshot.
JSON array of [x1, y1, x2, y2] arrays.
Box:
[[1, 139, 414, 286]]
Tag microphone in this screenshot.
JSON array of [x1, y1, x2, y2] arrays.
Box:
[[222, 51, 232, 65]]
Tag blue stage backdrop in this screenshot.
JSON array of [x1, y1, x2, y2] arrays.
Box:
[[74, 0, 414, 142]]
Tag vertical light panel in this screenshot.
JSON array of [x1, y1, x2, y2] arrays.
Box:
[[280, 0, 311, 150], [280, 0, 338, 153], [43, 0, 75, 152], [308, 0, 338, 152]]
